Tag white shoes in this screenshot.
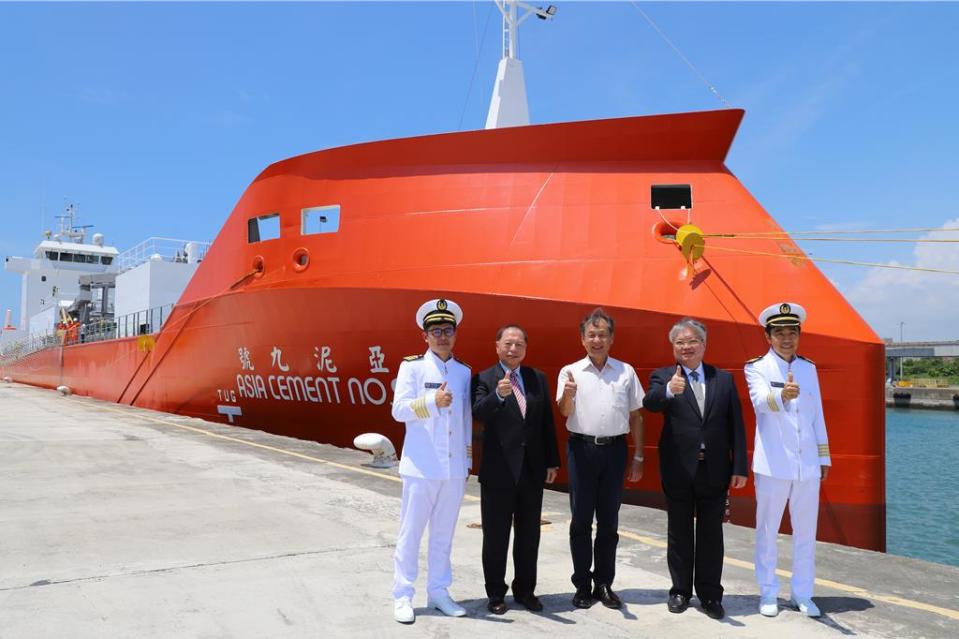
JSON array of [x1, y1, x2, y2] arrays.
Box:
[[393, 597, 415, 624], [791, 596, 822, 617], [428, 593, 467, 617], [759, 597, 779, 617]]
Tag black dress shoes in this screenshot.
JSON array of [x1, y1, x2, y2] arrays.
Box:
[[487, 599, 507, 615], [513, 593, 544, 612], [667, 593, 690, 613], [592, 584, 623, 609], [571, 587, 594, 609], [701, 600, 725, 620]]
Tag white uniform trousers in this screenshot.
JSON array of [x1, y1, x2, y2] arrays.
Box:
[[393, 475, 466, 600], [754, 473, 820, 599]]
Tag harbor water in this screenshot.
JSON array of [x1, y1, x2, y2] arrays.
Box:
[[886, 407, 959, 566]]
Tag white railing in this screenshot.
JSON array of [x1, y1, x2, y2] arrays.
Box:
[[116, 237, 211, 271], [0, 302, 175, 362]]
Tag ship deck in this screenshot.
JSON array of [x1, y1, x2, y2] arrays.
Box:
[[1, 381, 955, 639]]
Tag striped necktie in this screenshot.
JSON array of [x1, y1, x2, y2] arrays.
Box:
[[510, 370, 527, 418]]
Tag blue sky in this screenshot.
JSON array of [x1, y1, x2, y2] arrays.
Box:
[[2, 1, 957, 341]]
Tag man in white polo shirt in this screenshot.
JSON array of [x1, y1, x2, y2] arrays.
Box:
[[556, 307, 645, 610]]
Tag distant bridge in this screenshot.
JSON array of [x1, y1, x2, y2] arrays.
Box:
[[885, 340, 959, 381], [885, 340, 959, 358]]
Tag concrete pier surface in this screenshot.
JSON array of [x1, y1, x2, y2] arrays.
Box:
[[1, 382, 956, 639]]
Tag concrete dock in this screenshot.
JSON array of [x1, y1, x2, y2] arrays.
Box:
[[1, 382, 957, 639]]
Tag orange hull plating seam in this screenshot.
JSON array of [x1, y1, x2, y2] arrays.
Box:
[[1, 110, 886, 551]]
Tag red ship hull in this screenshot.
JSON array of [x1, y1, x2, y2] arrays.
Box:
[[1, 109, 886, 551]]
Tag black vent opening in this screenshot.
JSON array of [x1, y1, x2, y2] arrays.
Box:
[[651, 184, 692, 210]]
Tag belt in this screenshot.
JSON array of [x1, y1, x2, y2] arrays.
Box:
[[697, 451, 706, 461], [568, 432, 626, 446]]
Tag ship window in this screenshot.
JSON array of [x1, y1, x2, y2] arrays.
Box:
[[41, 276, 47, 282], [301, 205, 340, 235], [651, 184, 692, 210], [60, 252, 75, 262], [46, 251, 59, 261], [248, 213, 281, 243], [101, 256, 113, 265]]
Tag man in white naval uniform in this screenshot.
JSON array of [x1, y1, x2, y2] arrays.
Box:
[[391, 298, 472, 624], [745, 302, 831, 618]]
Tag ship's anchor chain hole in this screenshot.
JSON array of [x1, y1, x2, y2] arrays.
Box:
[[252, 255, 266, 278], [292, 247, 310, 272]]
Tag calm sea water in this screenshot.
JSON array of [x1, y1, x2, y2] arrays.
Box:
[[886, 408, 959, 566]]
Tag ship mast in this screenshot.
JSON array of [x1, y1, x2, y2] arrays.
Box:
[[485, 1, 556, 129]]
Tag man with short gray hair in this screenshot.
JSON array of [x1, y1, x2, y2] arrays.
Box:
[[643, 317, 747, 620]]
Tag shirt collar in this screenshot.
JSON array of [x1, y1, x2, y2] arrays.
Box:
[[681, 363, 705, 379], [426, 348, 452, 371], [579, 355, 614, 373], [499, 361, 521, 375], [769, 348, 796, 368]]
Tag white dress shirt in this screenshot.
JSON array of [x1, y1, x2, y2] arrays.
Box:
[[556, 356, 644, 437]]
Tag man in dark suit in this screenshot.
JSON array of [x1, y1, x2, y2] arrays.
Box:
[[472, 324, 561, 615], [643, 318, 748, 620]]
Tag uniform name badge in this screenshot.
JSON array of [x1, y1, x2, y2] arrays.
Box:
[[424, 382, 443, 389], [770, 381, 785, 388]]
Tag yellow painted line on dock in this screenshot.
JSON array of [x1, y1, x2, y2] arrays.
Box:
[[618, 531, 959, 621], [91, 398, 956, 620], [95, 402, 482, 502]]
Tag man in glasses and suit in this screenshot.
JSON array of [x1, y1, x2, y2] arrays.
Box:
[[391, 298, 472, 624], [643, 317, 748, 620], [472, 325, 561, 615]]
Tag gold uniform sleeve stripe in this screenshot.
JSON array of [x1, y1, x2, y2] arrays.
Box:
[[766, 392, 779, 412], [412, 397, 430, 419], [818, 444, 830, 456]]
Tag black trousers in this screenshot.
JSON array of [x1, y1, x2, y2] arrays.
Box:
[[480, 463, 545, 600], [664, 459, 727, 602], [567, 436, 627, 590]]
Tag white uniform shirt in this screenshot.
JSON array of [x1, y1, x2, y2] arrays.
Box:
[[556, 356, 644, 437], [745, 349, 830, 481], [392, 348, 472, 480]]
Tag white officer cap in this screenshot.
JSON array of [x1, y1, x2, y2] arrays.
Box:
[[758, 301, 806, 328], [415, 298, 463, 329]]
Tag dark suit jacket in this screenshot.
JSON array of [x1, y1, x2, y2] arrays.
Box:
[[471, 364, 561, 488], [643, 363, 748, 491]]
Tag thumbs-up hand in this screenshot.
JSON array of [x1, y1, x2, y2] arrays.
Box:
[[435, 380, 453, 408], [562, 370, 577, 399], [668, 365, 686, 396], [496, 368, 514, 399], [782, 370, 800, 401]]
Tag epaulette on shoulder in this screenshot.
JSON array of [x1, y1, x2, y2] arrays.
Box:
[[453, 356, 471, 368], [403, 354, 424, 362], [745, 355, 764, 365], [797, 354, 816, 365]]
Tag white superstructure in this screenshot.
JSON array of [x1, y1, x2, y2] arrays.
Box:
[[2, 205, 210, 354], [485, 1, 556, 129], [3, 206, 119, 335]]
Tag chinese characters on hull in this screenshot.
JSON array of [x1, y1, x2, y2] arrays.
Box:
[[217, 345, 397, 425]]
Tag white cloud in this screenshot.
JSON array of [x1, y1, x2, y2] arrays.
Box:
[[844, 218, 959, 341]]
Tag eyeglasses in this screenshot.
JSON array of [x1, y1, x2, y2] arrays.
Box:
[[673, 339, 702, 347], [427, 327, 456, 338]]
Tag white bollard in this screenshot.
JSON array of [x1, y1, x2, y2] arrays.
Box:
[[56, 385, 72, 396], [353, 433, 398, 468]]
